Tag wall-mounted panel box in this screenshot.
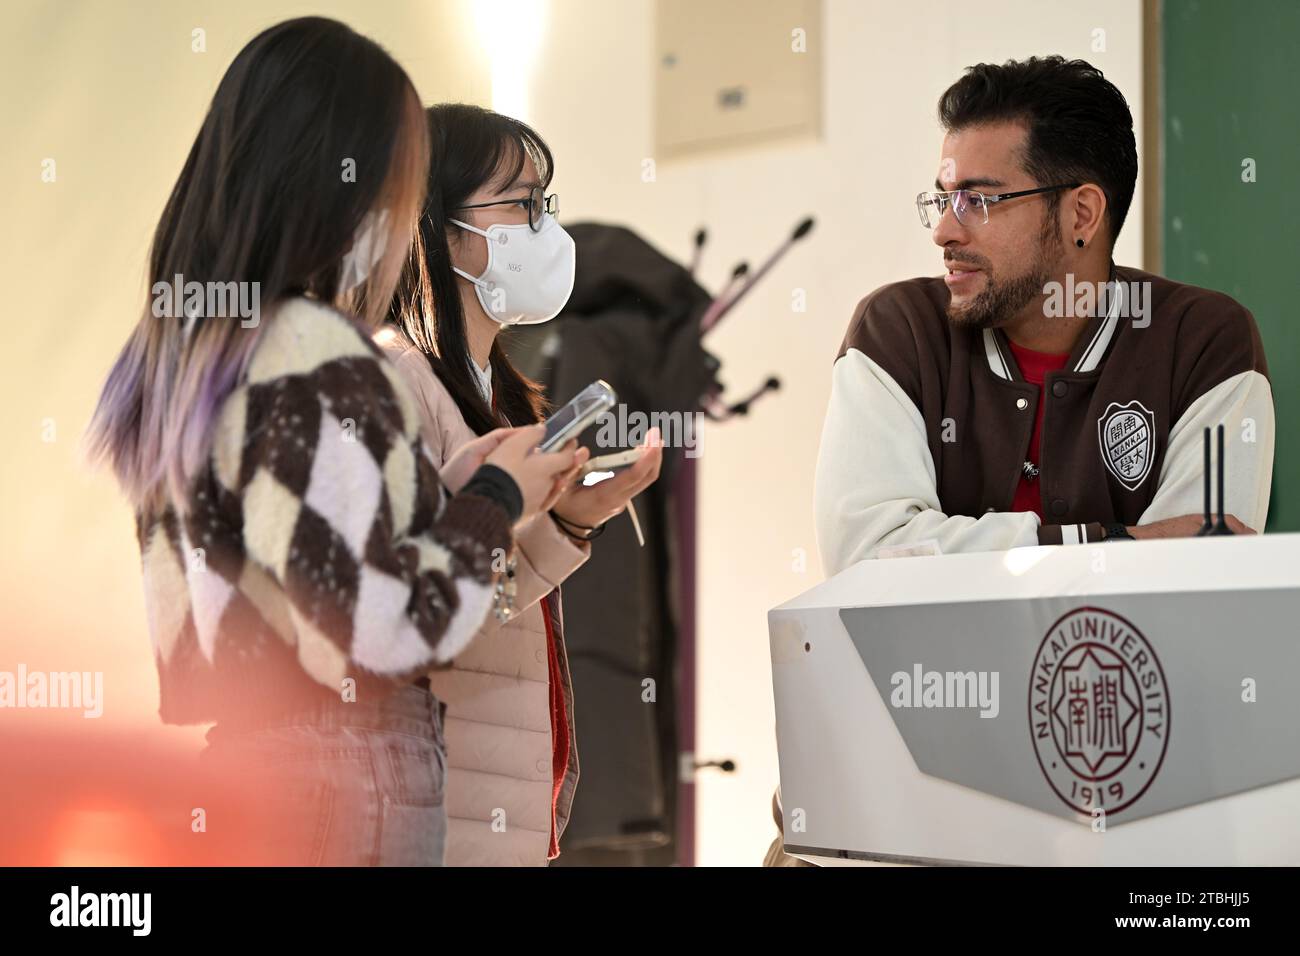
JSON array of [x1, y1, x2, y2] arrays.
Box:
[[655, 0, 823, 157]]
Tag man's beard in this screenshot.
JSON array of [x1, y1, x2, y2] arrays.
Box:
[[946, 218, 1065, 330]]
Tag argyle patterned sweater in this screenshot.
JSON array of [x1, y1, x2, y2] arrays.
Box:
[[136, 297, 513, 727]]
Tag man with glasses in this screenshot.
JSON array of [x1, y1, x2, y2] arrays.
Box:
[[813, 55, 1274, 574]]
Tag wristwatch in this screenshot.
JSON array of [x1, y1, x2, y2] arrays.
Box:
[[1103, 523, 1135, 541]]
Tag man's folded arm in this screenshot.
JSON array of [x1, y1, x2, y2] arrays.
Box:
[[814, 348, 1097, 577], [1138, 369, 1274, 531]]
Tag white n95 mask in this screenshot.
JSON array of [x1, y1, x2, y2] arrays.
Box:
[[449, 212, 576, 325], [338, 209, 391, 296]]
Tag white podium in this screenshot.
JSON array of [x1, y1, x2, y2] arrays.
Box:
[[768, 534, 1300, 865]]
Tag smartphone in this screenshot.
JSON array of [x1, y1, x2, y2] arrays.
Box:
[[580, 448, 643, 476], [539, 380, 617, 452]]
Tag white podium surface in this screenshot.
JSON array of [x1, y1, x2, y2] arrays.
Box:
[[768, 534, 1300, 865]]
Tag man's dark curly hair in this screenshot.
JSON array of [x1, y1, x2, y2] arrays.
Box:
[[938, 55, 1138, 249]]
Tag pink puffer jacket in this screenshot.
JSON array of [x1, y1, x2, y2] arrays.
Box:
[[383, 336, 589, 866]]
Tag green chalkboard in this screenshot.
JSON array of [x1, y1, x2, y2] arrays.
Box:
[[1163, 0, 1300, 532]]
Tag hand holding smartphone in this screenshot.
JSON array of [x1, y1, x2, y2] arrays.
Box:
[[539, 380, 617, 452], [580, 448, 643, 478]]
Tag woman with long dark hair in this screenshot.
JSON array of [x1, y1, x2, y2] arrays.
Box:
[[86, 19, 579, 866], [383, 103, 663, 865]]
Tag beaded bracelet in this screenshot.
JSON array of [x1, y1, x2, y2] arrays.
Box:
[[550, 510, 608, 542]]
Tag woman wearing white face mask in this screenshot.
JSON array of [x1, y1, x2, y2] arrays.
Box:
[[380, 103, 663, 865], [86, 22, 580, 866]]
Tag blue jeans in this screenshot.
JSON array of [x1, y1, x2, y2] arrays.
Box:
[[200, 684, 448, 866]]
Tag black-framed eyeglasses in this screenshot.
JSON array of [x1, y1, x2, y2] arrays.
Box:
[[916, 183, 1080, 229], [454, 185, 559, 232]]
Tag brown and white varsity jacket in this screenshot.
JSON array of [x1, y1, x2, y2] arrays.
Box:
[[814, 265, 1274, 576]]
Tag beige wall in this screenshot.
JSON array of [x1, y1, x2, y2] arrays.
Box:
[[524, 0, 1144, 865], [0, 2, 488, 746]]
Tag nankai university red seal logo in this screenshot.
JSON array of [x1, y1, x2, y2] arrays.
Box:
[[1097, 400, 1156, 491], [1029, 607, 1170, 817]]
